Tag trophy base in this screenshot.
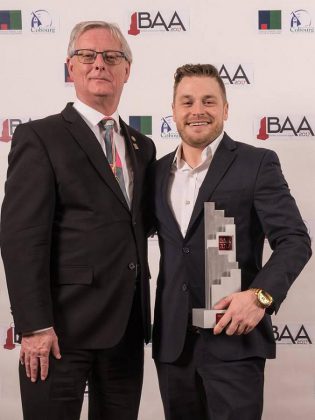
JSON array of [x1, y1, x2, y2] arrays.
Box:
[[192, 308, 226, 329]]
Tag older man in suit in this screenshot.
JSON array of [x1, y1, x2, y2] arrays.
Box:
[[151, 64, 311, 420], [1, 21, 155, 420]]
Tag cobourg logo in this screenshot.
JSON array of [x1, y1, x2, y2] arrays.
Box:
[[257, 116, 314, 140], [128, 10, 188, 35], [31, 10, 56, 33], [273, 324, 312, 344], [161, 116, 179, 139], [290, 10, 314, 33]]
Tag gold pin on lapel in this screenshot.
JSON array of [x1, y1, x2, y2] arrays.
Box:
[[131, 136, 139, 150]]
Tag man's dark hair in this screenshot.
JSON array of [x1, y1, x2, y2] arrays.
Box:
[[173, 64, 227, 102]]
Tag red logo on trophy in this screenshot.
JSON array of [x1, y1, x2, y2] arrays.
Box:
[[218, 235, 233, 251]]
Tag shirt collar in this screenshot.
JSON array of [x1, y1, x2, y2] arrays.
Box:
[[172, 130, 225, 170], [73, 99, 120, 131]]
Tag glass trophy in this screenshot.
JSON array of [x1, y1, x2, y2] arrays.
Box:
[[192, 202, 241, 328]]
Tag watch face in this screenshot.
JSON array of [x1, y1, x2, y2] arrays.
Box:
[[258, 290, 272, 306]]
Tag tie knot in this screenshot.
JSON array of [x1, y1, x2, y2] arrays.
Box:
[[100, 118, 118, 133]]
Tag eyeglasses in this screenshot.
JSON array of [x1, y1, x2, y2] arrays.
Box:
[[71, 49, 127, 65]]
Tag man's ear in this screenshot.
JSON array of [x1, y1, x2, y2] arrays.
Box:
[[223, 101, 229, 121], [67, 57, 74, 77]]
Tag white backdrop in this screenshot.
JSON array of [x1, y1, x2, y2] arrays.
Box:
[[0, 1, 314, 419]]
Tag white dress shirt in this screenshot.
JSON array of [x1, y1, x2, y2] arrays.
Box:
[[168, 132, 224, 237], [73, 100, 134, 205]]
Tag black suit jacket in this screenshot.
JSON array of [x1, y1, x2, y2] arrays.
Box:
[[151, 133, 311, 363], [1, 103, 156, 349]]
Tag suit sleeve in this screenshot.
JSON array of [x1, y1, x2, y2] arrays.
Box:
[[250, 149, 312, 313], [0, 123, 55, 333]]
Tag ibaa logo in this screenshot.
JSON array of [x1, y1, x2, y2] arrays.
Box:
[[256, 115, 315, 140], [218, 64, 252, 85], [273, 324, 312, 344], [128, 10, 188, 35], [0, 118, 32, 142], [1, 324, 20, 350]]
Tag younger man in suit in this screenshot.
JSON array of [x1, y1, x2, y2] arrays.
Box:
[[1, 21, 155, 420], [151, 64, 311, 420]]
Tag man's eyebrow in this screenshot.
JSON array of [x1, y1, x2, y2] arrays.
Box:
[[178, 94, 217, 99], [203, 95, 216, 99], [179, 95, 193, 99]]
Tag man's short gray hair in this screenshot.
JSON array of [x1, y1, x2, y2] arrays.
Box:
[[67, 21, 133, 63]]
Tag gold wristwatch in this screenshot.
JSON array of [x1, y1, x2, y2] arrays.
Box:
[[250, 288, 273, 309]]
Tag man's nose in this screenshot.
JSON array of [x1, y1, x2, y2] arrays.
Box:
[[94, 52, 107, 69], [191, 102, 205, 115]]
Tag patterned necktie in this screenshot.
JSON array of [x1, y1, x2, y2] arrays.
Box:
[[101, 118, 129, 206]]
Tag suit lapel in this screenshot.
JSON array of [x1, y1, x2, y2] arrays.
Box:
[[119, 119, 140, 216], [159, 150, 184, 241], [61, 103, 129, 211], [186, 134, 237, 237]]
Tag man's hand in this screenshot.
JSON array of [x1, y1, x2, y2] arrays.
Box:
[[213, 290, 265, 336], [20, 328, 61, 382]]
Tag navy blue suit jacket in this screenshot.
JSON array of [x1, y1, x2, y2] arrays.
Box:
[[151, 133, 311, 363]]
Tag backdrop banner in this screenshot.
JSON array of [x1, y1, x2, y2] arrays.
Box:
[[0, 1, 314, 419]]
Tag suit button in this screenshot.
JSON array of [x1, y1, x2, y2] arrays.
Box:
[[182, 247, 190, 254], [128, 262, 136, 270], [182, 283, 188, 292]]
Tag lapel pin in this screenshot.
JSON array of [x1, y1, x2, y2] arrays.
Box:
[[131, 136, 139, 150]]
